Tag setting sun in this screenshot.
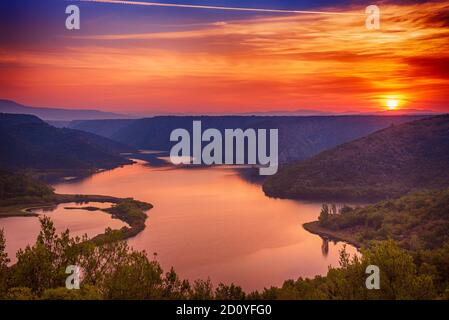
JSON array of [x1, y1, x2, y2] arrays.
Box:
[[386, 100, 399, 110]]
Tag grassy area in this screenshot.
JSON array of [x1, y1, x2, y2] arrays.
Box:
[[93, 198, 152, 244]]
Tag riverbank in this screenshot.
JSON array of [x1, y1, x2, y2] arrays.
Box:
[[303, 221, 361, 248], [0, 194, 118, 217], [33, 161, 137, 184], [0, 193, 152, 243]]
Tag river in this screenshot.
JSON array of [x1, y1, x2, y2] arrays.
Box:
[[1, 158, 358, 291]]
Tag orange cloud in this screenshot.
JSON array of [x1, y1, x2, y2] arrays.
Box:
[[1, 1, 449, 113]]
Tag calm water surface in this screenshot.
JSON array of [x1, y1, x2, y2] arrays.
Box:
[[59, 159, 357, 291], [1, 159, 358, 291], [1, 202, 126, 263]]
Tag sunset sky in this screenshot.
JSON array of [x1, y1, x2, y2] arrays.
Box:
[[1, 0, 448, 114]]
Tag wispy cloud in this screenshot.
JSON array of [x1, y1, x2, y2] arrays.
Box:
[[1, 1, 448, 112], [77, 0, 364, 16]]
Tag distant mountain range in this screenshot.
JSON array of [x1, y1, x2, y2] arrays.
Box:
[[238, 108, 440, 116], [263, 115, 449, 201], [0, 113, 134, 175], [0, 99, 440, 122], [0, 99, 132, 121], [66, 115, 426, 164], [370, 108, 442, 116]]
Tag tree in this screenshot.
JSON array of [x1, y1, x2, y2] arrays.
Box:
[[41, 285, 102, 300], [11, 216, 83, 294], [102, 251, 163, 299], [215, 283, 245, 300], [190, 279, 214, 300], [5, 287, 36, 300], [361, 240, 435, 299], [161, 267, 190, 299], [319, 204, 330, 224], [0, 229, 10, 298]]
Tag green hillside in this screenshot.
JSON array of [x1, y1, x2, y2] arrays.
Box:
[[308, 189, 449, 250], [0, 113, 134, 173], [264, 115, 449, 201]]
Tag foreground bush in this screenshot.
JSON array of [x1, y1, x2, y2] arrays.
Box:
[[0, 217, 448, 300]]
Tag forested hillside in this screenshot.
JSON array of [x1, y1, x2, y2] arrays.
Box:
[[0, 113, 134, 172], [66, 115, 423, 164], [264, 115, 449, 200]]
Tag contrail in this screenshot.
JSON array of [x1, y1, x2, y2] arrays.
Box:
[[76, 0, 364, 16]]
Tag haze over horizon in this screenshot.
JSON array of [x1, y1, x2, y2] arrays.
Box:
[[1, 0, 448, 114], [0, 98, 442, 118]]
